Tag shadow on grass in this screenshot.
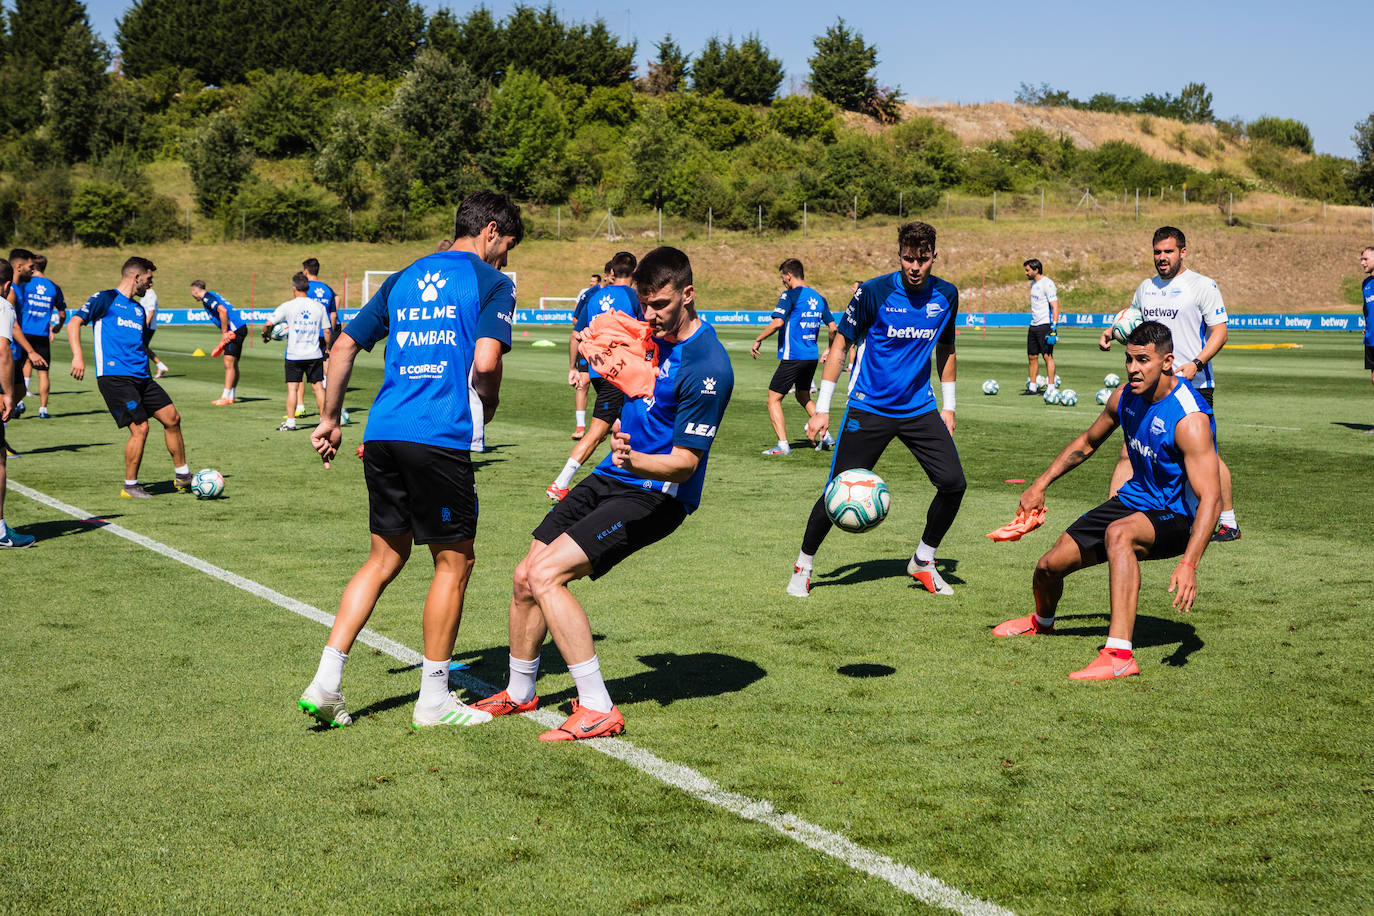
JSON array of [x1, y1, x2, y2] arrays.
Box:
[[19, 441, 112, 454], [838, 663, 896, 678], [814, 557, 965, 589], [16, 514, 125, 540], [12, 409, 111, 420], [1331, 422, 1374, 433], [1041, 612, 1203, 666]]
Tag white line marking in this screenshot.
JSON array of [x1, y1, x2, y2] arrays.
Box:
[[1236, 424, 1301, 431], [12, 480, 1015, 916]]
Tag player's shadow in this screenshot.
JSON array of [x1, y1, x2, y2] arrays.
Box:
[[1332, 422, 1374, 433], [814, 557, 964, 589], [20, 441, 111, 454], [13, 409, 108, 420], [1037, 612, 1203, 667], [13, 515, 125, 540], [543, 651, 767, 708]]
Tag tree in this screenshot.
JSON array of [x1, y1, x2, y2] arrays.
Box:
[[1349, 114, 1374, 205], [239, 70, 320, 157], [641, 34, 688, 95], [807, 18, 877, 112], [427, 7, 504, 78], [185, 113, 255, 216], [691, 34, 782, 105], [42, 18, 110, 161], [1176, 82, 1214, 124], [314, 108, 368, 209], [9, 0, 89, 70], [484, 70, 568, 200], [382, 48, 488, 203]]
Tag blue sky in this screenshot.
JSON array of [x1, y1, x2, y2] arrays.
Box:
[[80, 0, 1364, 157]]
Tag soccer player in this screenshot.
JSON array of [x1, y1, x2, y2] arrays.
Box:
[[262, 272, 332, 431], [473, 246, 734, 741], [141, 275, 171, 378], [0, 257, 35, 547], [17, 254, 65, 418], [1360, 245, 1374, 430], [788, 221, 966, 598], [1098, 227, 1240, 542], [567, 271, 603, 440], [298, 190, 522, 730], [993, 321, 1221, 680], [302, 257, 340, 340], [190, 280, 247, 405], [68, 257, 192, 499], [750, 258, 837, 455], [1023, 258, 1059, 393], [546, 251, 642, 501], [3, 249, 48, 421]]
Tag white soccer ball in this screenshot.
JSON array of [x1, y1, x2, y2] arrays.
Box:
[[1053, 374, 1061, 387], [1110, 307, 1144, 343], [1059, 389, 1078, 406], [823, 468, 891, 533], [1096, 388, 1111, 405], [982, 379, 999, 395], [191, 468, 225, 499], [1104, 372, 1122, 387], [269, 323, 289, 341], [1035, 374, 1048, 388], [1043, 386, 1061, 405], [341, 408, 351, 425]]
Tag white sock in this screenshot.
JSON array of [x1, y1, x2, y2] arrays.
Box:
[[1034, 613, 1055, 628], [125, 479, 138, 487], [554, 459, 581, 489], [156, 361, 169, 371], [915, 541, 936, 564], [568, 655, 613, 713], [1218, 510, 1237, 527], [221, 388, 231, 399], [174, 465, 189, 476], [418, 656, 451, 708], [777, 439, 789, 450], [1105, 637, 1132, 652], [0, 519, 7, 538], [283, 419, 296, 429], [313, 646, 347, 693], [227, 387, 236, 399], [575, 410, 586, 426], [796, 551, 814, 571], [507, 654, 540, 704]]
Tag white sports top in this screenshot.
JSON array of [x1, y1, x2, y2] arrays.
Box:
[[1028, 277, 1058, 326], [1129, 268, 1227, 389]]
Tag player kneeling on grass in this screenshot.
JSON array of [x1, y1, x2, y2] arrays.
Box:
[[262, 272, 331, 431], [993, 321, 1220, 680], [475, 246, 734, 741], [298, 190, 522, 729]]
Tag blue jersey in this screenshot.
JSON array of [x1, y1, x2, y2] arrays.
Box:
[[1115, 377, 1216, 518], [201, 290, 244, 331], [839, 272, 958, 418], [593, 321, 733, 512], [74, 290, 151, 378], [1363, 276, 1374, 346], [572, 283, 601, 327], [21, 277, 65, 336], [307, 280, 337, 318], [771, 286, 833, 360], [345, 250, 514, 451], [574, 284, 642, 379]]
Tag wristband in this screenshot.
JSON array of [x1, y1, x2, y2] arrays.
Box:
[[1177, 560, 1196, 570], [1192, 358, 1204, 372], [816, 379, 836, 415], [941, 381, 956, 411]]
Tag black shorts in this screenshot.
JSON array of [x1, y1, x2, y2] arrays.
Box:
[[97, 375, 174, 428], [1366, 346, 1374, 371], [22, 336, 50, 368], [363, 440, 478, 545], [768, 359, 819, 396], [223, 325, 248, 359], [1065, 497, 1194, 564], [285, 357, 324, 384], [590, 376, 625, 425], [826, 406, 966, 494], [532, 474, 687, 580], [1027, 324, 1054, 356]]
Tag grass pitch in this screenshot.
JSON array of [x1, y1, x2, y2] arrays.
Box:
[[1, 325, 1371, 914]]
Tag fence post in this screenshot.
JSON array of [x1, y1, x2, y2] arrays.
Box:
[[1135, 188, 1139, 220], [852, 195, 857, 230], [803, 201, 807, 238], [1228, 193, 1233, 225], [708, 207, 712, 241], [557, 206, 561, 240], [758, 204, 762, 235], [1041, 187, 1045, 219], [945, 192, 950, 220], [240, 212, 245, 241], [185, 208, 191, 243], [1322, 200, 1326, 235], [992, 190, 997, 222], [899, 191, 903, 218], [1277, 199, 1281, 231], [348, 207, 353, 241]]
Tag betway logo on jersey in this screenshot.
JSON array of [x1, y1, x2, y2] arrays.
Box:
[[394, 329, 458, 347], [683, 422, 717, 438], [1128, 436, 1156, 461], [886, 325, 937, 340], [1142, 307, 1180, 321], [116, 316, 142, 330]]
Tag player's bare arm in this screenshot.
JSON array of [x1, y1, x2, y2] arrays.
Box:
[[1167, 413, 1221, 612], [66, 315, 87, 380], [935, 342, 957, 432], [806, 336, 851, 441], [609, 423, 702, 482], [312, 332, 360, 460], [567, 330, 581, 385], [1020, 390, 1123, 514], [750, 318, 784, 359], [0, 340, 13, 421], [10, 324, 45, 368], [471, 336, 504, 423], [1176, 322, 1228, 381]]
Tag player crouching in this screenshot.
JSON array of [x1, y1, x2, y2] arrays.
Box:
[[993, 321, 1220, 679]]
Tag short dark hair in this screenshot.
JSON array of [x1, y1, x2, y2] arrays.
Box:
[[1152, 226, 1186, 248], [190, 278, 207, 290], [608, 251, 637, 279], [8, 248, 33, 263], [31, 253, 47, 272], [603, 260, 614, 274], [122, 256, 156, 276], [453, 190, 524, 245], [0, 258, 12, 287], [1126, 320, 1174, 355], [302, 257, 320, 275], [591, 273, 602, 283], [1023, 258, 1043, 273], [897, 221, 936, 254], [291, 271, 310, 292], [779, 258, 804, 280], [634, 246, 693, 297], [1362, 245, 1374, 256]]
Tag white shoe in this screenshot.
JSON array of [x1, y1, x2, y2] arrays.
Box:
[[412, 692, 494, 728], [277, 421, 296, 431], [814, 433, 835, 451], [294, 405, 307, 418], [786, 566, 812, 597], [907, 557, 954, 595], [298, 682, 352, 727], [763, 444, 790, 456]]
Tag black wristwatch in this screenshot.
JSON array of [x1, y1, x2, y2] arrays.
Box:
[[1192, 358, 1205, 372]]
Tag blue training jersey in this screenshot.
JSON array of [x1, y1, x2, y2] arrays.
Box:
[[839, 272, 958, 418], [202, 290, 244, 331], [1115, 377, 1217, 518], [21, 277, 65, 336], [771, 285, 833, 360], [307, 280, 337, 318], [574, 284, 642, 379], [1363, 276, 1374, 346], [74, 290, 151, 378], [593, 321, 734, 513], [346, 250, 514, 451]]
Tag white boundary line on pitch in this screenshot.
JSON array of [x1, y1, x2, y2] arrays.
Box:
[[12, 479, 1015, 916], [1236, 423, 1302, 431]]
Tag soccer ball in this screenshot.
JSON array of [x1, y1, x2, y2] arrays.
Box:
[[823, 468, 891, 533], [341, 408, 351, 425], [1053, 374, 1061, 387], [1096, 388, 1111, 405], [1104, 372, 1122, 387], [982, 379, 999, 395], [269, 323, 289, 341], [191, 468, 225, 499], [1035, 374, 1048, 388], [1043, 387, 1060, 405], [1110, 307, 1144, 343], [1059, 389, 1078, 406]]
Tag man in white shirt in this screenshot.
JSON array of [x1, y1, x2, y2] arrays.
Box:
[[1024, 259, 1059, 391], [1099, 226, 1240, 541], [261, 272, 332, 431], [141, 276, 171, 378], [0, 257, 35, 547]]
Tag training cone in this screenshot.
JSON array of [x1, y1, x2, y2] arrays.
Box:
[[521, 330, 530, 337], [191, 347, 206, 357], [532, 339, 556, 348]]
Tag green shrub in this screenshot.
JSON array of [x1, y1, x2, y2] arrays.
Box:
[[767, 96, 838, 143], [70, 180, 137, 245], [235, 179, 341, 241], [1247, 116, 1313, 153]]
